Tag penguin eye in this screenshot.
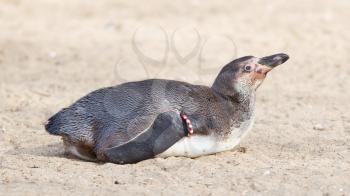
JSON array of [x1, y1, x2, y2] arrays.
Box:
[[244, 65, 252, 72]]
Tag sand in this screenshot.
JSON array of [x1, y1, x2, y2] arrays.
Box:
[[0, 0, 350, 195]]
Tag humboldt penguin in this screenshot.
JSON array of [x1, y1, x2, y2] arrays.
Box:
[[45, 53, 289, 164]]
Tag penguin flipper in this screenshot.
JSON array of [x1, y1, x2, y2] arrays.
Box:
[[100, 111, 186, 164]]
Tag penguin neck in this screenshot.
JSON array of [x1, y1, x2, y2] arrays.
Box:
[[232, 90, 256, 122], [211, 83, 256, 125]]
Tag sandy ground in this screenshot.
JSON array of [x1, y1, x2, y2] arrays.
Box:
[[0, 0, 350, 195]]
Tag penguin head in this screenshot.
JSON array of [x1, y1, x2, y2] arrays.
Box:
[[212, 53, 289, 99]]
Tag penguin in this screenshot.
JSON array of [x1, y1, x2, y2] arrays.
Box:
[[45, 53, 289, 164]]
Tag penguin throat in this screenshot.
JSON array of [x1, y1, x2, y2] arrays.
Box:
[[233, 81, 254, 103], [211, 76, 254, 104], [223, 95, 255, 133], [213, 82, 254, 105], [211, 78, 256, 126], [223, 88, 256, 127]]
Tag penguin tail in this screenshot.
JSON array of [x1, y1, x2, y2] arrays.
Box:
[[45, 109, 69, 136], [45, 107, 96, 146]]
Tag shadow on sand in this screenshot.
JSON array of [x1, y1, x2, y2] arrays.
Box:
[[5, 142, 66, 158]]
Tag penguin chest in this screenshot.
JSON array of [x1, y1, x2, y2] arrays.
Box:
[[215, 117, 255, 153], [156, 135, 219, 158], [157, 117, 255, 158]]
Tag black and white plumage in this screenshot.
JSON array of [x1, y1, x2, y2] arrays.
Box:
[[45, 53, 289, 164]]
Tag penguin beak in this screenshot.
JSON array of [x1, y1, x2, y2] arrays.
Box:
[[258, 53, 289, 68]]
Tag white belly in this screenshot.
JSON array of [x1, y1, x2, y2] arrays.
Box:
[[157, 117, 255, 158]]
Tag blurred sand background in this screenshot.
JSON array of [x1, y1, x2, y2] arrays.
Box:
[[0, 0, 350, 195]]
